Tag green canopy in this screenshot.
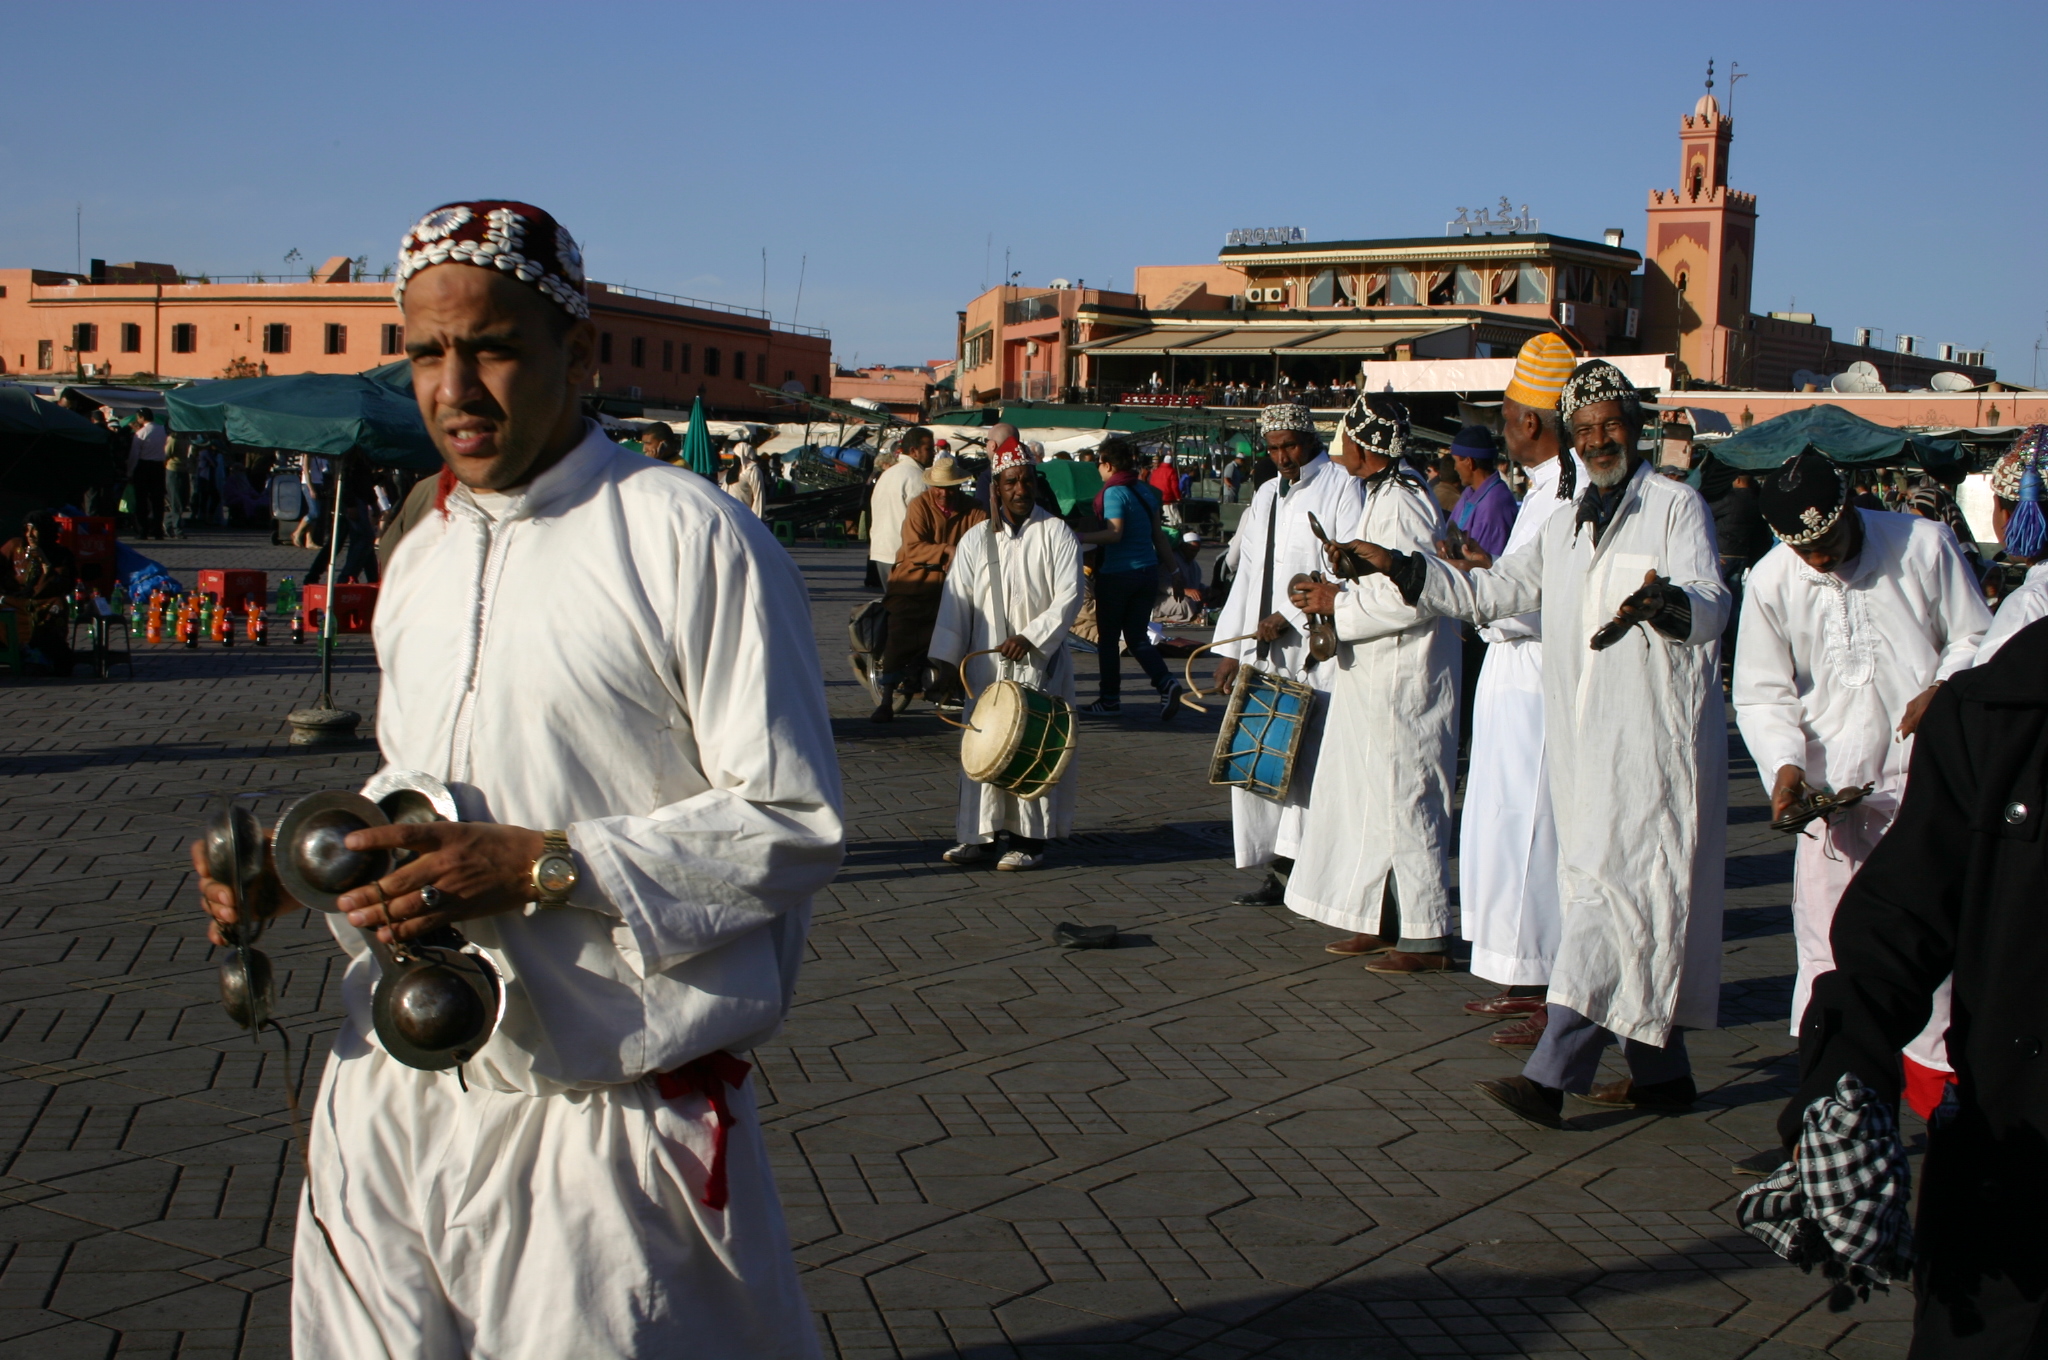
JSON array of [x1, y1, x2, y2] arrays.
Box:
[[930, 405, 1177, 434], [680, 396, 716, 476], [1708, 403, 1962, 472], [167, 372, 440, 470], [1037, 460, 1104, 515], [362, 358, 414, 396], [0, 386, 108, 443]]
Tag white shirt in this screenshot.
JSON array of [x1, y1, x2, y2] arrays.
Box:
[[867, 456, 927, 564], [129, 421, 167, 463], [1212, 453, 1365, 688], [368, 423, 845, 1095], [1976, 561, 2048, 667]]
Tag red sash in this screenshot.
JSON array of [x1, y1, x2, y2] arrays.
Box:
[[654, 1051, 752, 1210]]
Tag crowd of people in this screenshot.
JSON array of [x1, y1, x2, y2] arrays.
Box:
[[164, 191, 2048, 1358]]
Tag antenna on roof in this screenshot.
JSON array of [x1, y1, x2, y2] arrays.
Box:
[[1728, 61, 1747, 116]]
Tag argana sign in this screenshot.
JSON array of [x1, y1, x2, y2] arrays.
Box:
[[1225, 227, 1306, 247]]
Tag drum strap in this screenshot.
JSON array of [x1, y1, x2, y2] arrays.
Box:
[[1255, 488, 1281, 664], [986, 514, 1012, 681]]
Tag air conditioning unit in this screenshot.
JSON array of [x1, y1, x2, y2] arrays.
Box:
[[1854, 328, 1873, 348], [1896, 335, 1919, 356], [1624, 307, 1639, 339], [1957, 349, 1986, 367], [1252, 287, 1285, 304], [1556, 302, 1578, 327]]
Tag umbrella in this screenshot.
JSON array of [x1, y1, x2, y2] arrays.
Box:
[[0, 385, 109, 443], [1708, 403, 1962, 473], [680, 396, 716, 476], [361, 358, 415, 397], [167, 373, 440, 470]]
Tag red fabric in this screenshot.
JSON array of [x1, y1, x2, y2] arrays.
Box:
[[654, 1051, 753, 1210], [433, 466, 458, 518], [1901, 1054, 1956, 1122], [1148, 463, 1182, 504], [1093, 468, 1139, 516]]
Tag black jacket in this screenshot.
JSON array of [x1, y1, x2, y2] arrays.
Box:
[[1791, 616, 2048, 1319]]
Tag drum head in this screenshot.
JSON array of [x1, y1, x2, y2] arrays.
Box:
[[274, 791, 393, 912], [961, 680, 1027, 781]]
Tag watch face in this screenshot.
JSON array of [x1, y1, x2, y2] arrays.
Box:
[[537, 854, 577, 896]]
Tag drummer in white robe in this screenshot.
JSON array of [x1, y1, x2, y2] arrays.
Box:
[[1457, 334, 1587, 1039], [929, 439, 1085, 871], [1284, 393, 1462, 972], [191, 201, 841, 1359], [1330, 361, 1731, 1126], [1208, 403, 1366, 907]]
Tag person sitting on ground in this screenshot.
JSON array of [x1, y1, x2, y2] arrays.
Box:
[[1, 511, 77, 678]]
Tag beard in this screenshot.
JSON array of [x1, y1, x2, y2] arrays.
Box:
[[1584, 440, 1633, 488]]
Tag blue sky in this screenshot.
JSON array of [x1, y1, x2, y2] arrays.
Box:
[[5, 1, 2043, 381]]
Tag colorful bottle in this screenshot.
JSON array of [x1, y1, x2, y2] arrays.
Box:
[[289, 610, 305, 644], [277, 576, 297, 615], [145, 606, 163, 645], [253, 611, 269, 646], [181, 610, 199, 648]]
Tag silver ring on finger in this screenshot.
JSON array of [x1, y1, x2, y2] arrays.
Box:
[[418, 885, 445, 911]]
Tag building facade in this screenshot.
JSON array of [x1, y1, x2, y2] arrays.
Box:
[[0, 257, 831, 417]]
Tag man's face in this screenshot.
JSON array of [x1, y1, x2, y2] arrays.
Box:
[[1499, 399, 1554, 466], [902, 438, 934, 467], [995, 466, 1034, 521], [22, 521, 40, 549], [1452, 454, 1491, 488], [1570, 400, 1637, 489], [403, 264, 595, 490], [1263, 430, 1311, 481], [1327, 427, 1385, 481]]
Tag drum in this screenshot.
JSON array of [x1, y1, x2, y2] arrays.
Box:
[[960, 678, 1075, 800], [1209, 665, 1312, 800]]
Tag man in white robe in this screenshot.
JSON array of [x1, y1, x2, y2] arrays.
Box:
[[1208, 403, 1365, 906], [867, 428, 932, 588], [1975, 427, 2048, 666], [1458, 333, 1588, 1037], [734, 444, 770, 518], [1734, 449, 1988, 1036], [1284, 394, 1462, 972], [1332, 361, 1730, 1125], [929, 446, 1085, 871], [191, 200, 841, 1359]]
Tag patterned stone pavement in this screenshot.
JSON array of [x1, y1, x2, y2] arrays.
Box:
[[0, 529, 1919, 1358]]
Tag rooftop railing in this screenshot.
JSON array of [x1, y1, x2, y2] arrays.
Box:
[[595, 282, 831, 339]]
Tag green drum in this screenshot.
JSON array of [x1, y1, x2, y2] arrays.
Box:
[[960, 678, 1076, 801]]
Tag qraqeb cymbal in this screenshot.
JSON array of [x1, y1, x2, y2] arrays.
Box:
[[273, 791, 393, 912]]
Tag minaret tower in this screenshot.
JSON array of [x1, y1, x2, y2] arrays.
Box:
[[1642, 61, 1759, 385]]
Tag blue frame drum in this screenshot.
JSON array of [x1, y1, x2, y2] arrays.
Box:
[[1209, 666, 1312, 800]]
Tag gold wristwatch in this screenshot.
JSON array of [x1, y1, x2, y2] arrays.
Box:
[[531, 830, 578, 907]]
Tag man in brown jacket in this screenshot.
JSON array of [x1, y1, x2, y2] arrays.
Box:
[[874, 456, 984, 721]]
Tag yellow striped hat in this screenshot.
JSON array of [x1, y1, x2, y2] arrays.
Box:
[[1504, 333, 1576, 410]]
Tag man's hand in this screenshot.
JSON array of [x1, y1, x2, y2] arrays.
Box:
[[1289, 578, 1340, 616], [1254, 611, 1294, 643], [1437, 539, 1493, 572], [1326, 540, 1393, 577], [1211, 657, 1239, 695], [1771, 765, 1809, 823], [191, 838, 294, 948], [334, 822, 547, 943], [1898, 683, 1940, 739], [997, 633, 1032, 663]]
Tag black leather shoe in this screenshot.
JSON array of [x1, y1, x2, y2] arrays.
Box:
[[1230, 876, 1286, 907], [1474, 1076, 1566, 1129]]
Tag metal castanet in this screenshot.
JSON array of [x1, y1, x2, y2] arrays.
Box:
[[272, 791, 393, 913], [1289, 572, 1338, 663], [1770, 781, 1877, 836], [1306, 511, 1372, 580], [1590, 573, 1673, 651], [203, 798, 279, 1035]]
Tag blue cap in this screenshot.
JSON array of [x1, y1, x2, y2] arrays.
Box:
[[1450, 424, 1499, 460]]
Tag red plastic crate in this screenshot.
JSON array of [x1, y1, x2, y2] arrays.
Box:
[[302, 583, 378, 634], [198, 569, 268, 612], [55, 515, 117, 584]]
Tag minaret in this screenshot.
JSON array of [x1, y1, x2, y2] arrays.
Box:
[[1642, 63, 1759, 385]]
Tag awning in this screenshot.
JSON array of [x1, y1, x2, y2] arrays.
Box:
[[1076, 329, 1229, 356], [1173, 328, 1334, 354], [1708, 403, 1963, 471], [1283, 328, 1438, 353]]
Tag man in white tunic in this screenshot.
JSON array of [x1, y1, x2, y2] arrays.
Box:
[[734, 443, 770, 518], [1734, 449, 1988, 1035], [929, 443, 1084, 871], [191, 201, 841, 1359], [1334, 361, 1730, 1124], [1975, 427, 2048, 666], [1284, 394, 1462, 972], [1458, 335, 1587, 1039], [867, 427, 932, 587], [1208, 403, 1365, 907]]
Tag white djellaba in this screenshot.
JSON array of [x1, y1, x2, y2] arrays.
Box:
[[294, 423, 841, 1360]]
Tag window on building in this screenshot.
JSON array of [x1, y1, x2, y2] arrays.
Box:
[[1453, 266, 1483, 305], [662, 340, 673, 372], [381, 323, 403, 355], [1306, 269, 1338, 307], [1727, 267, 1741, 298], [1427, 270, 1458, 305], [262, 323, 291, 354], [630, 336, 645, 368], [39, 340, 54, 369], [171, 323, 196, 353], [600, 332, 613, 363], [325, 323, 347, 355], [1515, 263, 1549, 305], [704, 347, 721, 377], [121, 322, 142, 353], [73, 322, 99, 353], [1384, 267, 1416, 306], [734, 352, 747, 381], [963, 330, 993, 370], [811, 373, 821, 392], [678, 343, 691, 374], [785, 369, 796, 385]]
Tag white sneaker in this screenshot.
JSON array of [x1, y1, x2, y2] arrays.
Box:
[[997, 850, 1045, 871], [943, 842, 992, 865]]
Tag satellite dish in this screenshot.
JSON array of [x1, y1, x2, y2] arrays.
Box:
[[781, 379, 806, 394], [1846, 360, 1884, 391], [1929, 371, 1973, 392], [1829, 372, 1859, 393]]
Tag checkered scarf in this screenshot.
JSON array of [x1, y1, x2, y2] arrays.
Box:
[[1737, 1073, 1915, 1311]]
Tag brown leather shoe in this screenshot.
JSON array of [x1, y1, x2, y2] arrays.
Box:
[[1473, 1076, 1566, 1129], [1572, 1075, 1698, 1112], [1324, 933, 1396, 956], [1365, 950, 1452, 973], [1488, 1011, 1549, 1047], [1463, 993, 1547, 1017]]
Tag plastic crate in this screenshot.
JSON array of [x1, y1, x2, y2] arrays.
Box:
[[198, 569, 268, 612], [302, 583, 378, 634], [55, 515, 117, 584]]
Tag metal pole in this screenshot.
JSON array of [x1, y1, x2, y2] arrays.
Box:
[[319, 455, 344, 707]]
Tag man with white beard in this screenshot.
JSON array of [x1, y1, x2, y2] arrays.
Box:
[[1329, 361, 1730, 1123], [1207, 403, 1365, 907], [1284, 394, 1461, 972]]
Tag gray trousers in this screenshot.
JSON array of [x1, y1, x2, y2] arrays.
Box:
[[1379, 873, 1449, 955], [1521, 1003, 1690, 1093]]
